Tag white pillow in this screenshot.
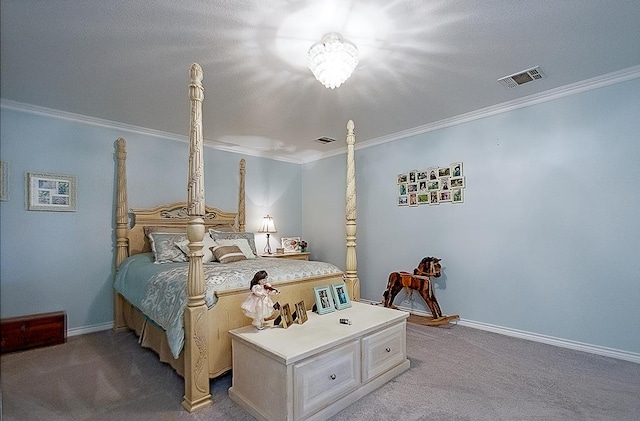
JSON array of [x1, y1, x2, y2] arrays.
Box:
[[215, 238, 256, 259], [176, 234, 218, 262]]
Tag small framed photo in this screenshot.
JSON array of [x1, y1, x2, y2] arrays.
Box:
[[281, 237, 301, 253], [280, 303, 294, 328], [314, 285, 335, 315], [417, 193, 429, 204], [408, 170, 417, 183], [417, 170, 429, 181], [438, 167, 451, 178], [27, 172, 77, 211], [398, 195, 408, 206], [429, 191, 440, 205], [295, 301, 308, 324], [451, 162, 463, 177], [427, 180, 440, 191], [397, 173, 408, 184], [440, 177, 450, 191], [439, 190, 452, 202], [331, 282, 351, 310], [409, 193, 418, 206], [452, 188, 464, 203], [450, 177, 465, 188], [427, 167, 438, 180], [398, 183, 407, 196]]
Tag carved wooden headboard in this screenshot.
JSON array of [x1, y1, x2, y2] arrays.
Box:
[[127, 202, 239, 256]]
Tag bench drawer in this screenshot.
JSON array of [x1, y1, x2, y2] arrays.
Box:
[[362, 322, 406, 382]]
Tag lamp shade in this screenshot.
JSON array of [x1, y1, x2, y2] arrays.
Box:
[[258, 215, 277, 233]]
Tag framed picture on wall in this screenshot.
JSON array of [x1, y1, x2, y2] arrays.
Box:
[[451, 162, 463, 177], [429, 191, 439, 205], [27, 172, 77, 211], [452, 188, 464, 203], [450, 177, 465, 188], [438, 166, 451, 178]]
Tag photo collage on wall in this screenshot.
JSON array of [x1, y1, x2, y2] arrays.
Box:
[[397, 162, 464, 206]]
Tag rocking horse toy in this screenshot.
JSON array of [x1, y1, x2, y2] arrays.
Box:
[[383, 257, 459, 326]]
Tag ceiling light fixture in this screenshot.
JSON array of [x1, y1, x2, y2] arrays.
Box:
[[308, 33, 359, 89]]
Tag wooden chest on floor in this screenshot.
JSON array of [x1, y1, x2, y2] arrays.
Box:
[[1, 311, 66, 353]]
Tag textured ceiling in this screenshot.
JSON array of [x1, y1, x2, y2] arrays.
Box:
[[2, 1, 640, 162]]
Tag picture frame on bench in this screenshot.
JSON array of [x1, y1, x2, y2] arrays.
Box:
[[331, 282, 351, 310], [314, 285, 335, 315]]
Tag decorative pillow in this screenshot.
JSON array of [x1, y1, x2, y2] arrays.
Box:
[[209, 231, 257, 256], [148, 232, 188, 264], [176, 235, 218, 262], [209, 225, 237, 233], [210, 245, 247, 264], [214, 238, 256, 259]]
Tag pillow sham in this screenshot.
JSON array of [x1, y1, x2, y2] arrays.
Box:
[[209, 225, 237, 233], [214, 238, 256, 259], [144, 226, 187, 236], [211, 245, 247, 264], [209, 231, 258, 256], [148, 232, 188, 264], [176, 234, 218, 262]]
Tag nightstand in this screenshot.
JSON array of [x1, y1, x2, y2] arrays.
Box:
[[261, 252, 310, 261]]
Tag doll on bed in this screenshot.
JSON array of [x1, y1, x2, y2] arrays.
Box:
[[240, 270, 280, 330]]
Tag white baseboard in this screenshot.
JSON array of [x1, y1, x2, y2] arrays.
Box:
[[360, 299, 640, 364], [67, 321, 113, 337]]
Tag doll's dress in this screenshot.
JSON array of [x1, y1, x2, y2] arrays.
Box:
[[241, 284, 275, 325]]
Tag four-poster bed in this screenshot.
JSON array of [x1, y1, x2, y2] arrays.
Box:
[[113, 63, 360, 411]]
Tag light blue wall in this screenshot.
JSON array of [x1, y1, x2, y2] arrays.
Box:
[[0, 108, 302, 330], [2, 77, 638, 356], [304, 78, 640, 354]]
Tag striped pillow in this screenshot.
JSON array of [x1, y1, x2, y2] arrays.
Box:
[[210, 245, 246, 264]]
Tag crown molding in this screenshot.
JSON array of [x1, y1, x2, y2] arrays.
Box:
[[346, 65, 640, 158], [3, 65, 639, 165], [0, 99, 303, 164]]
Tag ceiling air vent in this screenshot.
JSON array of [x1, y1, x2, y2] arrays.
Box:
[[314, 136, 336, 144], [498, 66, 545, 89]]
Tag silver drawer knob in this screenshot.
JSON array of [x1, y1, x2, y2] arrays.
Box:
[[330, 374, 336, 380], [385, 347, 391, 352]]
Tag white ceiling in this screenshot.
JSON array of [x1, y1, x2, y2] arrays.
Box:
[[2, 1, 640, 163]]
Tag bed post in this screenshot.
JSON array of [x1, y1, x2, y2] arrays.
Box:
[[114, 137, 129, 330], [238, 158, 246, 232], [182, 63, 212, 412], [345, 120, 360, 301]]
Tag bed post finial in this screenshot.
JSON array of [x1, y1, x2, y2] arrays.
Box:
[[238, 158, 246, 232], [183, 62, 212, 412], [345, 120, 360, 301]]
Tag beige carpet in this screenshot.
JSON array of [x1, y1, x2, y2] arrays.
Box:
[[2, 323, 639, 420]]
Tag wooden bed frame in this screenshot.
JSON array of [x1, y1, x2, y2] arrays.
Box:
[[113, 63, 360, 412]]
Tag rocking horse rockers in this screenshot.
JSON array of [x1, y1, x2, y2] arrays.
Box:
[[383, 257, 459, 326]]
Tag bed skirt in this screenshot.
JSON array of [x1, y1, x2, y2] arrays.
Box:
[[120, 299, 187, 377]]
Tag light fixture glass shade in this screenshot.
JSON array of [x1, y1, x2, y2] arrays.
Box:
[[258, 215, 277, 233], [308, 33, 359, 89]]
